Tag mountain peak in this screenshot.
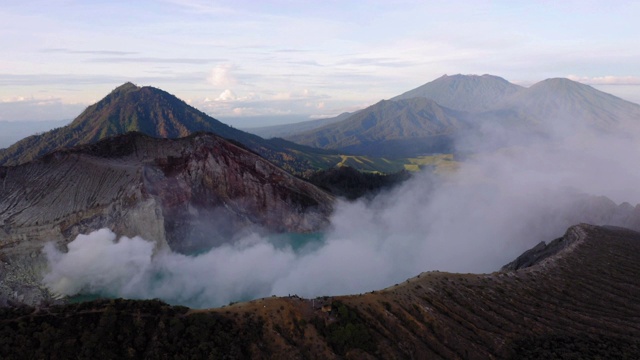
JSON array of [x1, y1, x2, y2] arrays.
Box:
[[530, 77, 587, 90], [440, 73, 509, 81], [500, 77, 640, 129], [110, 82, 141, 96], [392, 73, 524, 112], [0, 83, 252, 166], [115, 81, 139, 90], [0, 82, 337, 174]]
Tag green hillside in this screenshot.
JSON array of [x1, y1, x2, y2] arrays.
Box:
[[287, 97, 466, 157], [0, 83, 438, 175], [0, 84, 328, 174]]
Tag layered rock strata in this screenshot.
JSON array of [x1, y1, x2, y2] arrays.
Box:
[[0, 132, 334, 304]]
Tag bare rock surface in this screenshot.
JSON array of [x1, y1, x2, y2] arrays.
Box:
[[4, 224, 640, 359], [501, 224, 588, 271], [0, 132, 334, 305]]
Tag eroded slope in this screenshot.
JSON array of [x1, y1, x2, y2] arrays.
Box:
[[2, 224, 640, 359], [0, 132, 334, 304]]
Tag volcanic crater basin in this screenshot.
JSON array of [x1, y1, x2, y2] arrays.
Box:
[[0, 132, 334, 306], [2, 224, 640, 359]]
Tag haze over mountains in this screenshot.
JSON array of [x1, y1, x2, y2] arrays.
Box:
[[4, 75, 639, 172], [500, 77, 640, 130], [282, 74, 640, 157]]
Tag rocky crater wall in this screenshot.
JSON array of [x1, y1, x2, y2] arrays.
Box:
[[0, 132, 334, 305]]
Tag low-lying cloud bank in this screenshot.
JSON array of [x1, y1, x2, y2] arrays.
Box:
[[43, 114, 640, 308]]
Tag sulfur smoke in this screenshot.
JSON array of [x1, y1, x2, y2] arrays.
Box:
[[43, 113, 640, 308]]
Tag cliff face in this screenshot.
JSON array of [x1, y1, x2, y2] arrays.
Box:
[[0, 132, 334, 304]]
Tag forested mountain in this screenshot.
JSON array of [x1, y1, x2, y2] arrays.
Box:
[[0, 83, 335, 174], [288, 97, 467, 157]]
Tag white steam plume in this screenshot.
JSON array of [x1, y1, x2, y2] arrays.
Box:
[[43, 113, 640, 308]]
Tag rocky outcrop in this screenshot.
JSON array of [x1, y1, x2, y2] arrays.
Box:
[[501, 224, 588, 271], [0, 132, 334, 305]]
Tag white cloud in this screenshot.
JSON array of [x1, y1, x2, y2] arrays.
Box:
[[1, 96, 29, 103], [271, 91, 295, 101], [0, 96, 85, 121], [272, 89, 326, 101], [216, 89, 237, 101], [231, 107, 291, 117], [188, 86, 333, 119], [309, 113, 341, 119], [209, 64, 237, 87], [4, 0, 640, 126]]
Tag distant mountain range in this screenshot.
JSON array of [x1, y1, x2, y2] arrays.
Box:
[[281, 74, 640, 157], [7, 74, 632, 172], [3, 75, 639, 168], [497, 77, 640, 129], [287, 97, 467, 157]]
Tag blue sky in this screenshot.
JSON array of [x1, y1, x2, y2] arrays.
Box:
[[1, 0, 640, 126]]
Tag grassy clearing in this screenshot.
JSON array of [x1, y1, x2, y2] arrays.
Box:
[[292, 150, 461, 174], [404, 154, 459, 174]]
